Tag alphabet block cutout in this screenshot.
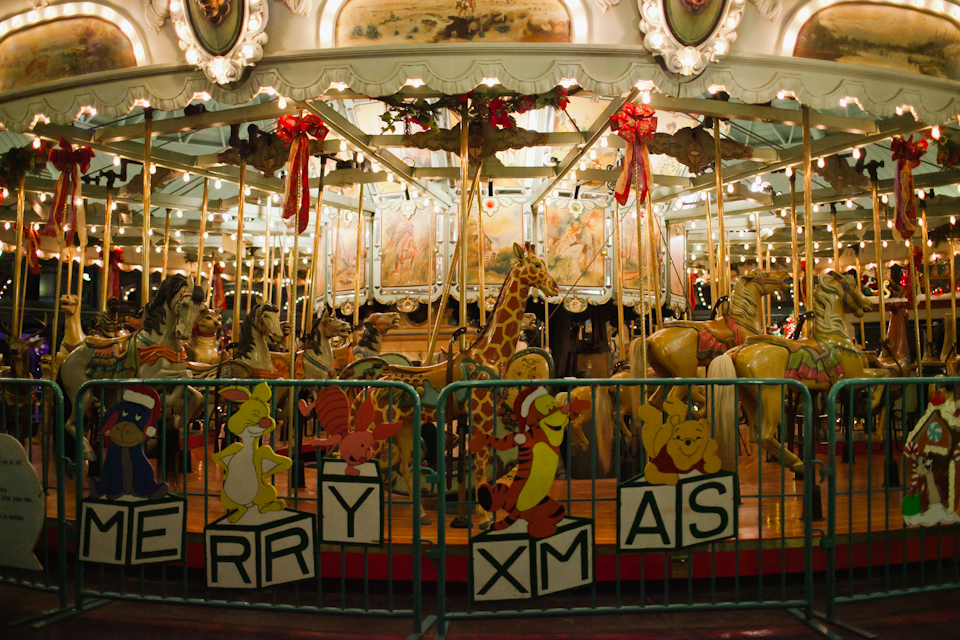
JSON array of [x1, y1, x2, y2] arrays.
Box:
[[205, 510, 316, 589], [79, 387, 185, 566], [471, 517, 594, 602], [903, 393, 960, 526], [618, 399, 736, 551], [79, 496, 186, 565], [319, 459, 383, 546], [204, 383, 315, 589], [618, 471, 737, 551], [0, 434, 45, 571]]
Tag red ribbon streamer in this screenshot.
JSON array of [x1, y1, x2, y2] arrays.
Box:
[[609, 103, 657, 206], [43, 138, 94, 247], [278, 114, 328, 235], [24, 226, 41, 275], [212, 263, 227, 311], [108, 247, 124, 299], [891, 135, 928, 240]]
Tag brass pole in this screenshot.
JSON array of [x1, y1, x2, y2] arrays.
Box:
[[802, 107, 815, 337], [831, 208, 840, 268], [50, 248, 65, 375], [856, 253, 866, 349], [264, 200, 273, 303], [476, 185, 487, 326], [196, 178, 209, 283], [921, 208, 935, 361], [713, 119, 729, 297], [232, 163, 246, 335], [765, 246, 772, 330], [755, 213, 764, 323], [100, 191, 114, 311], [246, 256, 255, 313], [908, 238, 923, 375], [613, 206, 627, 358], [704, 194, 717, 305], [646, 194, 663, 329], [951, 238, 957, 353], [329, 209, 340, 313], [12, 178, 25, 336], [636, 174, 648, 379], [307, 166, 326, 330], [871, 178, 886, 342], [426, 205, 436, 360], [161, 208, 172, 278], [75, 201, 87, 306], [66, 241, 74, 299], [541, 206, 551, 351], [141, 111, 153, 307], [353, 182, 365, 329], [459, 104, 470, 350], [789, 175, 800, 327], [425, 170, 482, 364], [289, 220, 300, 353]]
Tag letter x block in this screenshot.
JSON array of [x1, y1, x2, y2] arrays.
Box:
[[618, 471, 737, 552], [319, 459, 383, 546], [205, 509, 316, 589], [79, 496, 186, 566], [470, 517, 594, 602]]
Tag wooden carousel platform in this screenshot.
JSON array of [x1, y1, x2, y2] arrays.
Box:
[[34, 425, 953, 581]]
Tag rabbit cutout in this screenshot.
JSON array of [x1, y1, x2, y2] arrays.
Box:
[[213, 383, 292, 523], [300, 387, 402, 476]]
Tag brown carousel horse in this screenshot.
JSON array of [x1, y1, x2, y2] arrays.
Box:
[[358, 243, 559, 526], [646, 270, 792, 405], [709, 271, 890, 475]]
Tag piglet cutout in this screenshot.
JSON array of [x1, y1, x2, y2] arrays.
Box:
[[304, 387, 402, 475]]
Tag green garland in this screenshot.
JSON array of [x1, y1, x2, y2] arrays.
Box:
[[377, 86, 572, 132], [0, 142, 49, 190]]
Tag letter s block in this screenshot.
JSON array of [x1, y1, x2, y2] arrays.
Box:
[[205, 509, 316, 589], [677, 471, 737, 549]]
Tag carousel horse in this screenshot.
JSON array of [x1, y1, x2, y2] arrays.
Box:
[[709, 271, 890, 475], [59, 274, 207, 461], [185, 308, 222, 365], [300, 312, 354, 381], [234, 302, 287, 380], [56, 294, 87, 369], [359, 243, 559, 527], [868, 303, 914, 377], [353, 312, 402, 360], [646, 270, 792, 405], [0, 321, 45, 442]]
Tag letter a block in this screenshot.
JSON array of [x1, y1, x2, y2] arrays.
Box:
[[618, 471, 737, 552], [470, 517, 593, 602], [79, 496, 186, 566], [319, 459, 383, 546], [205, 510, 316, 589]]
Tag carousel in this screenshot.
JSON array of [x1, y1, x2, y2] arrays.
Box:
[[0, 0, 959, 607]]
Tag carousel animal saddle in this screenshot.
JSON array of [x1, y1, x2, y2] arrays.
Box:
[[271, 353, 305, 379], [385, 357, 501, 409], [742, 335, 847, 384], [187, 360, 253, 379], [84, 333, 137, 379], [666, 315, 746, 360]]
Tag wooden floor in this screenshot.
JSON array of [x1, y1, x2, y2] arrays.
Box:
[[37, 428, 909, 549]]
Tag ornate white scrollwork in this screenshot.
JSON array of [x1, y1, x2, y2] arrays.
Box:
[[169, 0, 269, 85], [638, 0, 745, 76], [595, 0, 620, 11]]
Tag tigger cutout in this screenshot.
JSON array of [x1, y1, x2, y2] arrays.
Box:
[[471, 387, 590, 539]]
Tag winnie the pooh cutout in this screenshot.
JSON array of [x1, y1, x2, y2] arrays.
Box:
[[469, 387, 595, 602], [618, 398, 737, 551], [902, 390, 960, 526], [79, 386, 186, 566], [204, 383, 316, 589]]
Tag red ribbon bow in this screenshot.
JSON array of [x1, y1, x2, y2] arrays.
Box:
[[609, 103, 657, 206], [278, 114, 328, 235], [43, 138, 94, 247], [212, 263, 227, 311], [108, 247, 125, 299], [891, 135, 928, 240]]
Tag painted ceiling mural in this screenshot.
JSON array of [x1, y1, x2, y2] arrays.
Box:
[[0, 17, 136, 93], [793, 2, 960, 81], [334, 0, 572, 46]]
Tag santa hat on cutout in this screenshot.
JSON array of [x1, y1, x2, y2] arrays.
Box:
[[514, 387, 550, 430], [102, 385, 162, 439]]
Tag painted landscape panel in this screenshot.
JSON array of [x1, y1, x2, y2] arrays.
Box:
[[380, 203, 433, 288], [336, 0, 571, 46], [331, 214, 366, 293], [793, 3, 960, 80], [544, 199, 606, 287], [465, 198, 524, 286], [0, 17, 137, 93]]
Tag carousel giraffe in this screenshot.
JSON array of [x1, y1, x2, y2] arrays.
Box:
[[359, 244, 558, 527]]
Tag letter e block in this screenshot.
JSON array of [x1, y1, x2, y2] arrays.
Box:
[[319, 459, 383, 546], [205, 509, 316, 589]]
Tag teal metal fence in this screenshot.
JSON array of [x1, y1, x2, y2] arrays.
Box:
[[63, 377, 430, 634], [432, 377, 818, 636], [824, 376, 960, 622], [0, 378, 67, 612]]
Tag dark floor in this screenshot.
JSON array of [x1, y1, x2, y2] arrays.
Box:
[[3, 584, 960, 639]]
